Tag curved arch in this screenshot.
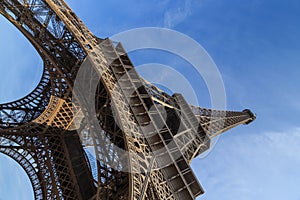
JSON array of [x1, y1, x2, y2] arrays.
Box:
[[0, 0, 86, 128], [0, 137, 44, 200], [1, 1, 145, 199], [0, 1, 100, 199], [0, 67, 51, 128]]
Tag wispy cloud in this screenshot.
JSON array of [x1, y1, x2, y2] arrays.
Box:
[[163, 0, 193, 28], [193, 127, 300, 200]]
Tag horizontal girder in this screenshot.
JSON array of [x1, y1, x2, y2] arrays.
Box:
[[0, 0, 256, 200]]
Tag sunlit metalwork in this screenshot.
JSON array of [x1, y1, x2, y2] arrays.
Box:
[[0, 1, 255, 199]]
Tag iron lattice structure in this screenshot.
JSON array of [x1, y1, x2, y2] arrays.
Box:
[[0, 1, 256, 199]]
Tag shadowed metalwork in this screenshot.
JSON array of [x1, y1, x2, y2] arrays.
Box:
[[0, 0, 256, 199]]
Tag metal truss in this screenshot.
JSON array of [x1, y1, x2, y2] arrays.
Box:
[[0, 0, 256, 199]]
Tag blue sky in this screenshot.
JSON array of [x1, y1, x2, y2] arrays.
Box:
[[1, 0, 300, 199]]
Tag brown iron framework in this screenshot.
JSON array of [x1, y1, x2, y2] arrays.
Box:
[[0, 0, 256, 199]]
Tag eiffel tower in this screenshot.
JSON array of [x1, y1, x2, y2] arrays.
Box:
[[0, 1, 256, 199]]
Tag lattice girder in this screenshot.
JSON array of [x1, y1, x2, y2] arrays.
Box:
[[0, 119, 96, 199], [0, 0, 256, 199], [192, 106, 256, 138]]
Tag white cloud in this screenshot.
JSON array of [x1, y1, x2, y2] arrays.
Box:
[[193, 127, 300, 200], [163, 0, 193, 28]]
